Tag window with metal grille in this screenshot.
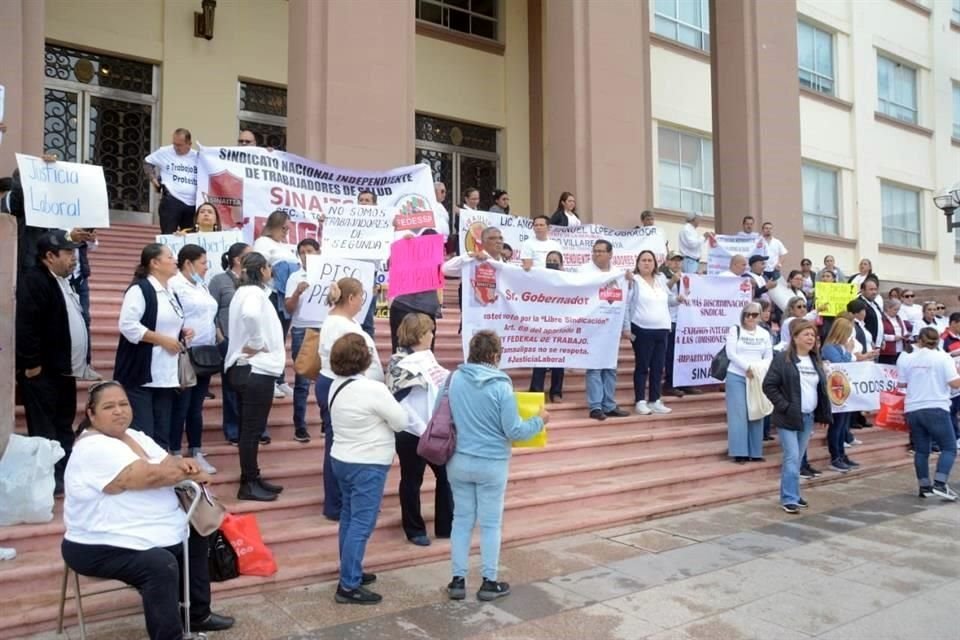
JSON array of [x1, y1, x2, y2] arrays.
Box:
[[877, 54, 918, 124], [797, 21, 834, 96], [416, 0, 498, 41], [237, 81, 287, 151]]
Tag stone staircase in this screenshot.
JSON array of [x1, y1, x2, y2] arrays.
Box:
[[1, 223, 912, 639]]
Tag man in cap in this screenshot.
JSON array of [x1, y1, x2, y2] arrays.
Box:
[[16, 230, 91, 495], [746, 254, 778, 300]]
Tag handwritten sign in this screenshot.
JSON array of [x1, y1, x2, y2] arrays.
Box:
[[155, 230, 243, 283], [388, 235, 444, 299], [15, 153, 110, 229], [301, 255, 375, 325], [815, 282, 858, 317], [321, 204, 396, 260]]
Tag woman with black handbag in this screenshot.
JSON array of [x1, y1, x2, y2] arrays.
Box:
[[169, 244, 220, 474]]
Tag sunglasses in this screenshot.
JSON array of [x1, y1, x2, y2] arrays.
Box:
[[937, 306, 946, 311], [745, 312, 760, 318], [903, 294, 914, 298]]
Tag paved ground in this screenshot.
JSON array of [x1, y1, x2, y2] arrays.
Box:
[[44, 467, 960, 640]]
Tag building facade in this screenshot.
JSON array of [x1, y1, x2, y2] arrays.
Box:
[[1, 0, 958, 286]]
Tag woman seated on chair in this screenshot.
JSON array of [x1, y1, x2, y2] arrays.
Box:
[[60, 381, 235, 640]]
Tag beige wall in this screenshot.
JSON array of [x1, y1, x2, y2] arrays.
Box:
[[46, 0, 288, 149]]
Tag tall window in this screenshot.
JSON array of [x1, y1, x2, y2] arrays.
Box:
[[238, 81, 287, 151], [953, 82, 960, 139], [414, 114, 499, 217], [877, 54, 918, 124], [654, 0, 710, 52], [797, 21, 834, 95], [43, 44, 157, 213], [416, 0, 498, 41], [881, 182, 922, 249], [802, 163, 839, 235], [657, 126, 714, 215]]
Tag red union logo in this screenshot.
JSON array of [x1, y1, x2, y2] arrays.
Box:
[[204, 170, 243, 228], [394, 194, 437, 231], [472, 262, 498, 305], [599, 285, 623, 303], [739, 280, 753, 293]]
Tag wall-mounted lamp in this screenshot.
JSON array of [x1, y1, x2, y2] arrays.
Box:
[[194, 0, 217, 41]]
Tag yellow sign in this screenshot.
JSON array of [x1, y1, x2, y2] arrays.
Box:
[[815, 282, 858, 317], [513, 392, 547, 448]]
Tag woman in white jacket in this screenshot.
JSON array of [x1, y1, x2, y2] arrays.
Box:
[[725, 301, 773, 464], [224, 252, 285, 502], [386, 313, 453, 547], [316, 277, 384, 521]]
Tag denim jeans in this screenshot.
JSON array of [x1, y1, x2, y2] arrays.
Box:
[[631, 325, 668, 403], [447, 453, 509, 581], [907, 408, 958, 487], [125, 386, 176, 450], [331, 459, 389, 590], [778, 413, 814, 505], [361, 298, 376, 339], [316, 374, 341, 519], [289, 327, 311, 430], [171, 374, 211, 453], [950, 396, 960, 439], [682, 257, 699, 274], [827, 411, 851, 461], [218, 341, 240, 441], [725, 372, 763, 458], [586, 369, 617, 412]]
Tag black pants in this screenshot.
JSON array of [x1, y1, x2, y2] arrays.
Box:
[[878, 353, 900, 366], [530, 368, 565, 399], [227, 365, 275, 482], [18, 371, 76, 484], [395, 431, 453, 539], [389, 303, 437, 353], [62, 529, 211, 640], [158, 192, 195, 234], [125, 386, 177, 450], [664, 323, 678, 389]]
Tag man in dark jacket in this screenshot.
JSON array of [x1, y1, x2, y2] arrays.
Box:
[[16, 230, 88, 495]]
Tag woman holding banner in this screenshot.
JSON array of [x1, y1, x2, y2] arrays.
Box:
[[899, 327, 960, 500], [725, 302, 773, 464], [762, 320, 833, 514], [625, 250, 676, 415], [821, 318, 865, 473]]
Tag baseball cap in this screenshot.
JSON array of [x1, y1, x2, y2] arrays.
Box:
[[748, 254, 768, 266], [667, 252, 683, 260], [37, 229, 82, 254]]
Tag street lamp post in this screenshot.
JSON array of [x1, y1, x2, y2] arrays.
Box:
[[933, 184, 960, 233]]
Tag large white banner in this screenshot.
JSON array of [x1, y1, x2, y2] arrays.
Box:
[[195, 146, 441, 245], [823, 362, 899, 412], [458, 211, 667, 270], [155, 230, 244, 283], [673, 274, 755, 387], [707, 234, 765, 275], [301, 255, 375, 325], [16, 154, 110, 229], [461, 261, 628, 369], [320, 204, 397, 261]]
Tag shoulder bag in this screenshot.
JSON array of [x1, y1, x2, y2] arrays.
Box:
[[294, 328, 322, 380], [175, 482, 226, 536], [188, 344, 224, 377], [709, 326, 740, 381], [417, 373, 457, 466]]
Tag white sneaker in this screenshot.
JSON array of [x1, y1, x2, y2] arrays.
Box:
[[649, 400, 673, 414], [193, 452, 217, 475], [276, 382, 294, 397], [848, 438, 863, 447], [80, 366, 104, 382], [634, 401, 652, 415], [273, 383, 287, 399]]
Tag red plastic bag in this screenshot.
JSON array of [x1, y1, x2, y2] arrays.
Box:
[[219, 513, 277, 577], [875, 391, 908, 432]]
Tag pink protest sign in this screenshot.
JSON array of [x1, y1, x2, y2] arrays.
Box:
[[389, 234, 445, 299]]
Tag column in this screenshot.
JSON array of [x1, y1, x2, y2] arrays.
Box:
[[0, 0, 44, 455], [710, 0, 804, 255], [286, 0, 416, 170], [540, 0, 653, 226]]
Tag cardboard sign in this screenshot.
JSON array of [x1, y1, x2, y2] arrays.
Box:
[[155, 230, 244, 283], [301, 255, 375, 324], [321, 204, 396, 260], [16, 153, 110, 229], [388, 234, 445, 299], [514, 392, 547, 448], [815, 282, 858, 317]]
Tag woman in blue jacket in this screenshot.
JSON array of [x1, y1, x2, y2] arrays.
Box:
[[445, 331, 548, 602]]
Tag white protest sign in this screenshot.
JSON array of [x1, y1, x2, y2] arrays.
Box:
[[459, 211, 667, 269], [301, 255, 375, 325], [706, 234, 765, 275], [320, 204, 397, 260], [823, 362, 899, 412], [196, 145, 440, 246], [15, 154, 110, 229], [155, 230, 243, 283], [673, 274, 755, 387], [461, 261, 628, 369]]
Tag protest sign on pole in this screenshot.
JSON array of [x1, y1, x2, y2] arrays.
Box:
[[823, 362, 898, 412], [15, 153, 110, 229], [195, 145, 441, 245], [673, 274, 755, 387], [389, 235, 445, 299], [461, 261, 628, 369], [706, 234, 766, 275], [320, 204, 396, 260], [815, 282, 858, 316], [458, 210, 667, 269], [155, 230, 243, 283], [301, 255, 375, 325]]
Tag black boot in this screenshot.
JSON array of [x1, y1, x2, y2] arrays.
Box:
[[257, 477, 284, 494], [237, 480, 277, 502]]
